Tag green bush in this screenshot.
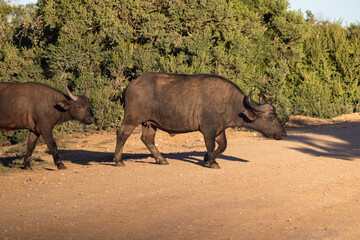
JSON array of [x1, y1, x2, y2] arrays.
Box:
[[0, 130, 28, 146], [1, 0, 360, 146]]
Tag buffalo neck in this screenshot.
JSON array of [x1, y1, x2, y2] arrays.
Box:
[[225, 94, 247, 128]]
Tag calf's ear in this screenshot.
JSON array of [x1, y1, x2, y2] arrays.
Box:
[[242, 109, 258, 121], [55, 100, 71, 111]]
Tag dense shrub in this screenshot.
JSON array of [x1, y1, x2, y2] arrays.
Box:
[[1, 0, 360, 145]]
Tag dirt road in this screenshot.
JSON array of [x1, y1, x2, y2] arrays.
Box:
[[1, 115, 360, 239]]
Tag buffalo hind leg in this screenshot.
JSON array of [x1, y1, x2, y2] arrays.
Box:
[[41, 129, 66, 170], [114, 124, 137, 166], [23, 131, 40, 170], [141, 123, 168, 165]]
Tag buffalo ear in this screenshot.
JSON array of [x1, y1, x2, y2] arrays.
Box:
[[242, 109, 258, 121], [55, 100, 71, 111]]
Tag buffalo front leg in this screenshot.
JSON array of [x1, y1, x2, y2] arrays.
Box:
[[204, 131, 227, 167], [141, 123, 168, 165], [203, 130, 221, 169], [113, 124, 136, 166], [23, 131, 40, 170], [41, 129, 66, 170]]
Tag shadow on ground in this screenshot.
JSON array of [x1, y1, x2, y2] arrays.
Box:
[[0, 155, 23, 168], [286, 122, 360, 161], [58, 150, 249, 168], [0, 155, 46, 169]]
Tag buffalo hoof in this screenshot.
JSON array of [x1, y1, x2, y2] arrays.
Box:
[[56, 162, 67, 170], [115, 161, 126, 167], [23, 164, 33, 170], [157, 159, 169, 165], [206, 162, 220, 169]]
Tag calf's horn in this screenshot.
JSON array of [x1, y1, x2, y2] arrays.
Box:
[[65, 85, 78, 101]]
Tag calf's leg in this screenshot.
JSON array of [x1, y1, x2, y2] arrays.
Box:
[[141, 123, 168, 165], [41, 129, 66, 170], [23, 131, 40, 170]]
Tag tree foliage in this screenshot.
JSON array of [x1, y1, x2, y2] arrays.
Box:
[[1, 0, 360, 144]]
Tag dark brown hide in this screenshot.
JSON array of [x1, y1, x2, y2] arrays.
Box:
[[0, 82, 94, 170], [114, 72, 286, 168]]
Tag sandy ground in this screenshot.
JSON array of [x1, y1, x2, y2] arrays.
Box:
[[1, 114, 360, 239]]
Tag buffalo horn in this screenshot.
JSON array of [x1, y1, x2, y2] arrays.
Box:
[[246, 89, 263, 112], [85, 86, 90, 98], [65, 85, 78, 101], [259, 90, 264, 105]]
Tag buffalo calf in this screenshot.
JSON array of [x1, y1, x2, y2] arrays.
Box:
[[0, 82, 94, 170]]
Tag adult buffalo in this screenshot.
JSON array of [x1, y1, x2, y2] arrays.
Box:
[[113, 72, 286, 168], [0, 82, 95, 170]]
